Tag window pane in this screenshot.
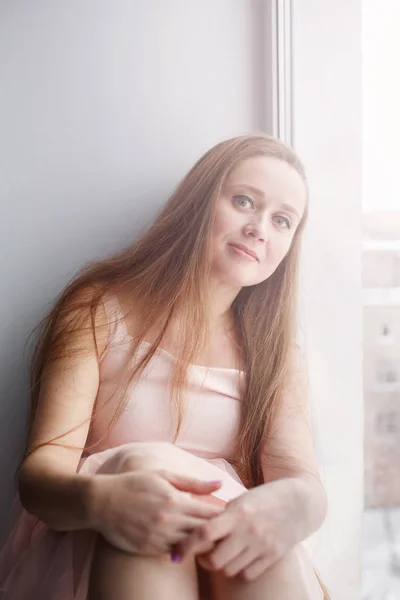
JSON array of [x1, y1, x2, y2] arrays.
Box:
[[363, 1, 400, 597]]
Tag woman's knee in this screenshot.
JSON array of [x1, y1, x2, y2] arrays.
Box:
[[96, 443, 173, 475], [117, 452, 160, 474]]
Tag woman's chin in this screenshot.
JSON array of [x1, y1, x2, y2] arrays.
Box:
[[215, 272, 263, 289], [211, 262, 267, 289]]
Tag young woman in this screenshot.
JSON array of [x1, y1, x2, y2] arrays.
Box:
[[0, 134, 330, 599]]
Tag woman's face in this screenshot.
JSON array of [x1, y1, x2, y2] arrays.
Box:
[[210, 156, 307, 289]]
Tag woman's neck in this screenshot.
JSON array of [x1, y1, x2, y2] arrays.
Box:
[[206, 282, 240, 331]]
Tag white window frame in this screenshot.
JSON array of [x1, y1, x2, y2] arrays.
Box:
[[264, 0, 293, 145]]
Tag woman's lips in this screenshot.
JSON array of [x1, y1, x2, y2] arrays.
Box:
[[229, 244, 259, 262]]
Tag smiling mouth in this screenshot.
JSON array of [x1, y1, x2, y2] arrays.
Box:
[[229, 244, 259, 262]]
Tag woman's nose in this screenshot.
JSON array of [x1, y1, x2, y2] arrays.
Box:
[[244, 219, 269, 243]]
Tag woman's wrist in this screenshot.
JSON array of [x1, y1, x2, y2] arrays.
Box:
[[261, 476, 327, 543], [18, 460, 103, 533], [84, 473, 110, 532], [50, 472, 101, 532], [282, 476, 327, 540]]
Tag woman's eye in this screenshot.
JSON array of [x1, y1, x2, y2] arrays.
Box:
[[233, 195, 255, 209], [274, 215, 291, 229]]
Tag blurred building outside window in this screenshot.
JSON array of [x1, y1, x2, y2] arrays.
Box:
[[362, 1, 400, 598]]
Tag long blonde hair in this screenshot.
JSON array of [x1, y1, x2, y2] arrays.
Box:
[[27, 133, 306, 481], [23, 133, 330, 598]]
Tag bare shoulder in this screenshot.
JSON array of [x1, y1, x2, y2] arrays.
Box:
[[51, 284, 111, 358], [113, 286, 149, 339]]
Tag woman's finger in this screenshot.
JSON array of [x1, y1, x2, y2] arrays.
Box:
[[199, 507, 236, 542], [159, 470, 223, 495], [165, 514, 221, 553], [196, 552, 216, 570], [175, 515, 216, 533], [242, 556, 271, 582], [206, 534, 248, 571], [222, 546, 258, 578], [179, 529, 215, 557], [190, 493, 226, 508], [180, 510, 235, 558], [181, 495, 225, 519]]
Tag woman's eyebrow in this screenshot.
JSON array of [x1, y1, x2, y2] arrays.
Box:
[[228, 183, 301, 219], [228, 183, 264, 197]]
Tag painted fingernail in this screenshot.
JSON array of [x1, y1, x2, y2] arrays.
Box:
[[210, 480, 222, 484], [171, 552, 181, 563]]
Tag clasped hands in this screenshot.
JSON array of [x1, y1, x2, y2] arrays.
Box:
[[177, 479, 304, 582]]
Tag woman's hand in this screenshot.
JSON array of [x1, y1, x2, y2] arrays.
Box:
[[179, 479, 308, 581], [88, 469, 223, 556]]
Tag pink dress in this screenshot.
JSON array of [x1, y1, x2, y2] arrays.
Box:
[[0, 296, 248, 599], [0, 296, 323, 599]]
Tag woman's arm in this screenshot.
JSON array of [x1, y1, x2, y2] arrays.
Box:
[[18, 460, 97, 531], [17, 289, 223, 551], [178, 348, 327, 576], [260, 346, 327, 537], [18, 287, 108, 531]]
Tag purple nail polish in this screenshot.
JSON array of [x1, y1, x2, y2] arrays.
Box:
[[171, 552, 181, 563], [210, 480, 222, 484]]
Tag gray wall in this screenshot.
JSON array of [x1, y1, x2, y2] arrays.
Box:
[[0, 1, 272, 540]]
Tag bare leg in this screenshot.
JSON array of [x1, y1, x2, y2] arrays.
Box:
[[88, 537, 199, 600], [87, 445, 202, 600], [209, 545, 324, 600]]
